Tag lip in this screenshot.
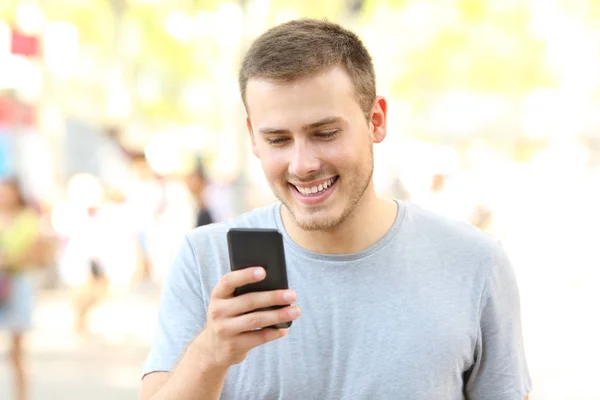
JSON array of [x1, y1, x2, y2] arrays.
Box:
[[288, 176, 338, 205], [289, 176, 337, 189]]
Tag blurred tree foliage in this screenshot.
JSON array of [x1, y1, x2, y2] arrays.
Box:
[[1, 0, 598, 127], [361, 0, 552, 104]]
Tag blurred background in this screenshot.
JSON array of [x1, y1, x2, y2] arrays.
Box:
[[0, 0, 599, 399]]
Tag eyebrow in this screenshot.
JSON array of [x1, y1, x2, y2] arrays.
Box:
[[258, 116, 343, 135]]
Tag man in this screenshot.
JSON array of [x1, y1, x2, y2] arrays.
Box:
[[140, 19, 531, 399]]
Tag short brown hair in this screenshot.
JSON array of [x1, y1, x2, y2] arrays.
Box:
[[239, 19, 376, 116]]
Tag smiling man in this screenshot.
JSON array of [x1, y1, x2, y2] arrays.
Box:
[[140, 19, 531, 400]]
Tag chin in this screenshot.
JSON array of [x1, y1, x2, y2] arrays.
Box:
[[288, 205, 347, 232], [274, 179, 355, 232], [296, 218, 335, 231]]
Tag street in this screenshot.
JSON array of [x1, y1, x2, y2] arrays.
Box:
[[0, 288, 158, 400]]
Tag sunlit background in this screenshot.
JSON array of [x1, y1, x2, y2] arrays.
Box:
[[0, 0, 599, 399]]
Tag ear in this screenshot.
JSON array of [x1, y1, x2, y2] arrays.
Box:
[[247, 117, 259, 158], [369, 96, 387, 144]]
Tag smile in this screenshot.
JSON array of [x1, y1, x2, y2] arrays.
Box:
[[288, 176, 339, 206], [292, 176, 338, 196]]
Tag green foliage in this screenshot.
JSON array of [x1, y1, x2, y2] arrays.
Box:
[[42, 1, 114, 52], [3, 0, 598, 128], [390, 2, 552, 98]]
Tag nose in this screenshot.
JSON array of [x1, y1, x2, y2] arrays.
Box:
[[288, 141, 321, 178]]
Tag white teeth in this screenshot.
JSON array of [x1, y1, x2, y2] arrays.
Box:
[[295, 177, 336, 196]]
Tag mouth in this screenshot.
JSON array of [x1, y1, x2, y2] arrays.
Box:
[[288, 176, 339, 204]]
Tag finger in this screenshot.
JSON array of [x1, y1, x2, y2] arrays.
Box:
[[213, 267, 266, 299], [223, 305, 300, 335], [226, 289, 296, 317], [237, 327, 289, 350]]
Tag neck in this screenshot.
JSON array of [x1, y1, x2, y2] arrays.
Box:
[[281, 184, 398, 254]]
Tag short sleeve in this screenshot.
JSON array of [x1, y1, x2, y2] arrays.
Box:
[[142, 235, 207, 377], [464, 243, 532, 399]]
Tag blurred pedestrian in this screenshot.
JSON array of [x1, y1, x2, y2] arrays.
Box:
[[185, 162, 215, 227], [53, 174, 115, 335], [0, 178, 45, 400], [126, 154, 163, 283], [72, 206, 110, 335]]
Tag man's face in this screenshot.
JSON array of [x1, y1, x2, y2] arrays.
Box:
[[245, 66, 385, 231]]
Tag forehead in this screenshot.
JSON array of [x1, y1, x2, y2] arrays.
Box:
[[245, 67, 362, 126]]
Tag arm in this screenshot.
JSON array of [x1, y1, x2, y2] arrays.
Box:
[[464, 243, 532, 399], [140, 348, 229, 400], [140, 272, 296, 399], [141, 325, 285, 400], [140, 238, 299, 400]]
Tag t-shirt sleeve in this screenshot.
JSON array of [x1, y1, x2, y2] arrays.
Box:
[[142, 235, 207, 377], [464, 243, 532, 399]]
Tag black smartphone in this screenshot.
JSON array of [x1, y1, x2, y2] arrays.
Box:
[[226, 228, 292, 329]]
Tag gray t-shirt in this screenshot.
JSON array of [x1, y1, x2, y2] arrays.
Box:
[[143, 201, 531, 399]]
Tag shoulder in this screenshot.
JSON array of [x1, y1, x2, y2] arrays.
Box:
[[401, 201, 506, 269]]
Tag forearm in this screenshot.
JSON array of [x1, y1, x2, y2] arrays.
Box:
[[148, 340, 229, 400]]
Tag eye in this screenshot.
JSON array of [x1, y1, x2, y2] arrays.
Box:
[[266, 137, 290, 146], [316, 130, 338, 139]]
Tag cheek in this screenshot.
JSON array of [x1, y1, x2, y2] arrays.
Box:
[[259, 150, 289, 180], [322, 140, 364, 168]]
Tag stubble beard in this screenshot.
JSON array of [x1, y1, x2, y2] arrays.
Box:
[[275, 152, 374, 232]]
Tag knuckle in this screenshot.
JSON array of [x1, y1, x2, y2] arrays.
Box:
[[208, 306, 221, 321], [214, 324, 227, 337], [258, 330, 270, 343], [210, 285, 222, 299], [247, 314, 263, 329], [244, 295, 258, 311], [273, 291, 284, 303], [260, 328, 276, 341], [280, 308, 293, 320], [221, 274, 233, 289]]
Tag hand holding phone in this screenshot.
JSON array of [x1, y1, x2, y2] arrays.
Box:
[[192, 229, 299, 369]]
